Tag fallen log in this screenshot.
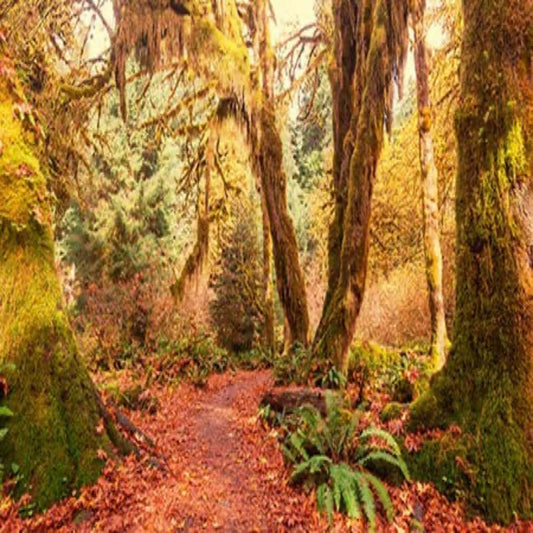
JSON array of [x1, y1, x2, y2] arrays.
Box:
[[260, 389, 327, 416]]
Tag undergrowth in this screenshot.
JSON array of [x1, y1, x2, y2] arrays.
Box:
[[282, 393, 410, 529]]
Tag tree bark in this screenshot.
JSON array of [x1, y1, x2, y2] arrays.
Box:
[[410, 0, 533, 522], [259, 184, 276, 353], [251, 0, 310, 347], [320, 0, 358, 318], [411, 0, 449, 370], [313, 0, 409, 370], [0, 67, 126, 509], [255, 105, 310, 347]]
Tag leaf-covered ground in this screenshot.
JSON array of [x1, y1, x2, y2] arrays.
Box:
[[1, 370, 531, 532]]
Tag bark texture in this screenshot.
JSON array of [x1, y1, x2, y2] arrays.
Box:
[[322, 0, 358, 315], [252, 0, 310, 347], [314, 0, 408, 370], [412, 0, 449, 370], [0, 68, 124, 509], [259, 184, 275, 353], [255, 105, 310, 346], [410, 0, 533, 522]]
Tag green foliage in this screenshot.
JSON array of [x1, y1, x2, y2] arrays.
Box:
[[273, 344, 346, 389], [347, 342, 430, 404], [0, 405, 14, 481], [152, 335, 232, 387], [209, 205, 264, 353], [283, 393, 409, 528]]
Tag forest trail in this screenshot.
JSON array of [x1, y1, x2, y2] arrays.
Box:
[[2, 370, 526, 532], [1, 370, 320, 532], [160, 370, 317, 531]]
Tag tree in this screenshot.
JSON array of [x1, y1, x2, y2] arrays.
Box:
[[251, 0, 311, 347], [0, 54, 128, 509], [410, 0, 533, 522], [411, 0, 449, 369], [313, 0, 409, 370]]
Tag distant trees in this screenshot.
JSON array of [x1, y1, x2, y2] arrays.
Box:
[[210, 202, 264, 353], [411, 0, 533, 521]]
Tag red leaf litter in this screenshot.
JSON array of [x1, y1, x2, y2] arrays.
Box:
[[1, 371, 532, 532]]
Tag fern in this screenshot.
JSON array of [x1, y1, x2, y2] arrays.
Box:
[[354, 471, 376, 530], [365, 472, 394, 522], [316, 483, 334, 523], [360, 450, 410, 481], [360, 426, 402, 456], [283, 391, 409, 528]]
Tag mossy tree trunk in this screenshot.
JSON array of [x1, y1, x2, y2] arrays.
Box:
[[320, 0, 358, 317], [410, 0, 533, 522], [255, 105, 310, 347], [313, 0, 408, 370], [252, 0, 310, 347], [411, 0, 449, 370], [0, 64, 125, 509], [259, 185, 276, 353]]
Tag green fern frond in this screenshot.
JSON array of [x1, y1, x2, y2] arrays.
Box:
[[316, 482, 334, 524], [289, 431, 309, 461], [360, 427, 401, 456], [282, 443, 297, 464], [290, 455, 331, 483], [360, 450, 410, 481], [365, 472, 394, 522], [333, 463, 362, 520], [354, 471, 377, 532]]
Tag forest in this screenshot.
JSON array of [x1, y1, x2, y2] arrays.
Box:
[[0, 0, 532, 531]]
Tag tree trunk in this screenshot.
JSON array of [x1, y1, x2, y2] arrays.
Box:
[[313, 0, 409, 370], [251, 0, 310, 347], [259, 184, 276, 353], [0, 69, 125, 509], [255, 105, 310, 346], [411, 0, 449, 370], [320, 0, 358, 319], [410, 0, 533, 522]]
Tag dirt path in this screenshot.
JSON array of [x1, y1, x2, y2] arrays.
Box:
[[3, 370, 527, 532], [165, 370, 312, 531], [1, 370, 320, 532]]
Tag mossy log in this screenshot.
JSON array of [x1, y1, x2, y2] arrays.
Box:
[[260, 389, 327, 416], [0, 61, 127, 509], [410, 0, 533, 522]]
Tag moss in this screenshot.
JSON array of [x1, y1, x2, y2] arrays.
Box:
[[407, 436, 471, 503], [0, 74, 117, 509], [409, 0, 533, 522], [380, 402, 404, 422]]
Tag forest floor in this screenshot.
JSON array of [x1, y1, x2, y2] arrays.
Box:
[[1, 370, 531, 532]]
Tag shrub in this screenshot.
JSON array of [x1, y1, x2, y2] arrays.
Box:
[[209, 207, 264, 353], [283, 393, 410, 529], [273, 344, 346, 389]]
